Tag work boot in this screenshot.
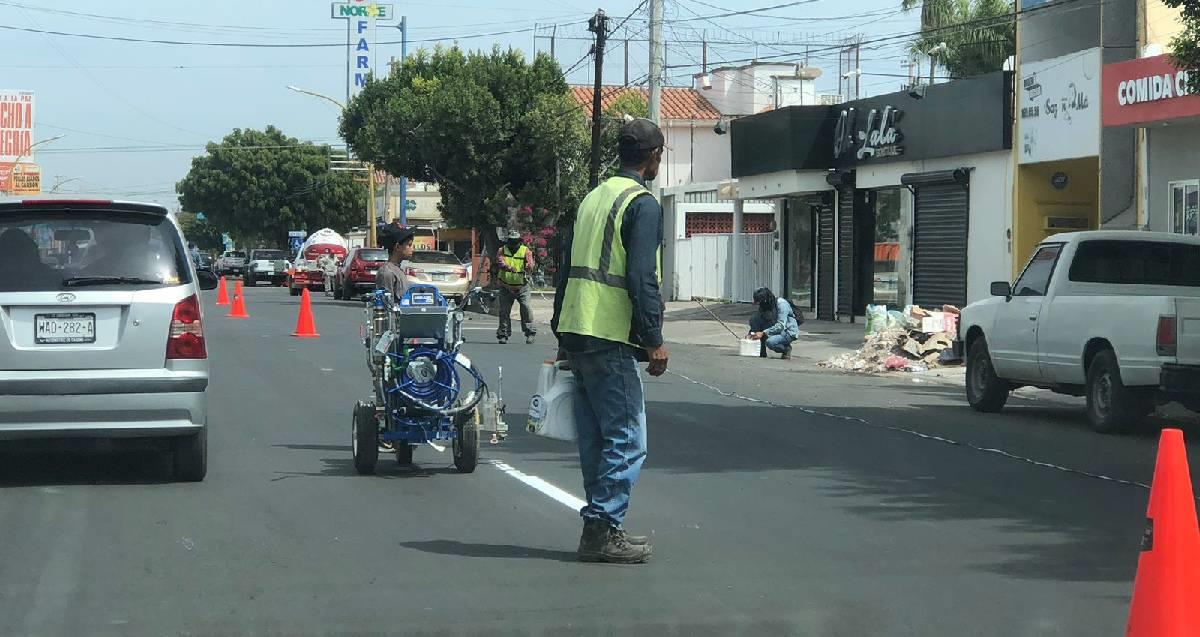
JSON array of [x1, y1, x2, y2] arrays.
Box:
[[781, 344, 792, 360], [612, 527, 650, 546], [526, 334, 536, 344], [498, 336, 508, 344], [597, 526, 652, 564], [577, 517, 608, 561]]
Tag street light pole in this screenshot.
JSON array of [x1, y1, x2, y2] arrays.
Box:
[[286, 85, 376, 247]]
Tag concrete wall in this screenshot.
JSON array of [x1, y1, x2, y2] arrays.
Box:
[[1100, 0, 1139, 229], [660, 121, 731, 188], [854, 150, 1014, 305], [1147, 124, 1200, 232], [1146, 0, 1184, 49], [1019, 0, 1100, 64]]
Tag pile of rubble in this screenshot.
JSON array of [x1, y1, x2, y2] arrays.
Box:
[[819, 305, 961, 373]]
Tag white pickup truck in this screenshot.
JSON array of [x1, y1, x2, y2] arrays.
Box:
[[958, 231, 1200, 433]]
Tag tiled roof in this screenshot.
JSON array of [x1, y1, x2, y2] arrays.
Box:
[[569, 85, 722, 120]]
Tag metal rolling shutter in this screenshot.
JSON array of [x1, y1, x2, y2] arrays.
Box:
[[836, 185, 855, 318], [817, 200, 835, 321], [905, 170, 970, 309]]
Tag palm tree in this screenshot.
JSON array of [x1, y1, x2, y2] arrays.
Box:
[[902, 0, 1015, 81]]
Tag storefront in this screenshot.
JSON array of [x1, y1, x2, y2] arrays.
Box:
[[1014, 48, 1103, 269], [1102, 53, 1200, 235], [731, 71, 1013, 320]]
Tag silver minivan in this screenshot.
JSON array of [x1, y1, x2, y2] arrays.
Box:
[[0, 198, 218, 481]]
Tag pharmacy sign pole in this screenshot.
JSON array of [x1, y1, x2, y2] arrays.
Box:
[[331, 1, 396, 104]]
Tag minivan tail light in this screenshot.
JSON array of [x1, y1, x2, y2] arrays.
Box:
[[1157, 315, 1177, 357], [167, 295, 207, 359]]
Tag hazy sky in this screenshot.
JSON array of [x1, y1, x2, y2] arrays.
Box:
[[0, 0, 918, 208]]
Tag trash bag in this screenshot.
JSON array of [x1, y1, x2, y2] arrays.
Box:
[[526, 361, 577, 442], [865, 304, 889, 335]]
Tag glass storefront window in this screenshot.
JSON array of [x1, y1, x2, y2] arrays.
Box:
[[1170, 181, 1200, 235], [872, 188, 902, 307], [785, 197, 815, 311]]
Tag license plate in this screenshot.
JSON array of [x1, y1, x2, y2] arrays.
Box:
[[35, 313, 96, 344], [432, 273, 447, 281]]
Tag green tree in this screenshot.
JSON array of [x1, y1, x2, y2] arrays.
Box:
[[176, 126, 366, 248], [902, 0, 1015, 80], [339, 46, 582, 259], [597, 91, 649, 180], [1165, 0, 1200, 91], [176, 212, 224, 252]]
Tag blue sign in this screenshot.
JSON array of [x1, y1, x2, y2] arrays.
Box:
[[289, 236, 304, 254]]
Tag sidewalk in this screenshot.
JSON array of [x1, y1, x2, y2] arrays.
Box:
[[523, 291, 880, 366]]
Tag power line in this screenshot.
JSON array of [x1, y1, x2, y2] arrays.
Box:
[[664, 0, 821, 22]]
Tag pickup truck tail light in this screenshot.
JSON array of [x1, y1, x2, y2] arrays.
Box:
[[167, 295, 207, 360], [1157, 315, 1177, 357]]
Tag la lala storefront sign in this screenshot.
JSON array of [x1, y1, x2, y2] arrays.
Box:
[[833, 105, 905, 163], [1102, 54, 1200, 127]]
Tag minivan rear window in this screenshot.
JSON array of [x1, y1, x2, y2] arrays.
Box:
[[0, 211, 191, 292], [1069, 240, 1200, 287]]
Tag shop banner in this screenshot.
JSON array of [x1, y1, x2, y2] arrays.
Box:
[[11, 162, 39, 194], [1102, 54, 1200, 128], [1018, 48, 1101, 164], [0, 90, 34, 165]]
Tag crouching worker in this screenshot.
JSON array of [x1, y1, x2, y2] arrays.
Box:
[[748, 287, 800, 359]]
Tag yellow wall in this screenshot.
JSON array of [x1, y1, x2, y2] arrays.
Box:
[[1013, 157, 1100, 274], [1146, 0, 1183, 49]]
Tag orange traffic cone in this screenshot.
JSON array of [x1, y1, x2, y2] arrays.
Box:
[[292, 288, 319, 338], [227, 287, 249, 319], [1126, 428, 1200, 636], [215, 276, 230, 306], [234, 279, 244, 298]]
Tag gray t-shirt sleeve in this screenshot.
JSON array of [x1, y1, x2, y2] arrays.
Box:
[[374, 262, 408, 302]]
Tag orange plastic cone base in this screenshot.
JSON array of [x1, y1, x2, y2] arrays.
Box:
[[292, 288, 319, 338], [215, 276, 230, 306], [1126, 428, 1200, 637], [227, 289, 249, 319]]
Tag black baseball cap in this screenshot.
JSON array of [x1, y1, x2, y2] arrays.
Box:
[[378, 224, 415, 250], [619, 118, 665, 151]]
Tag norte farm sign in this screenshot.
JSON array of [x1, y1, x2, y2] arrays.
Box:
[[331, 1, 395, 103]]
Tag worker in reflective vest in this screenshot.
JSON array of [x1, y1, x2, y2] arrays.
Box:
[[495, 229, 537, 344], [551, 118, 667, 565]]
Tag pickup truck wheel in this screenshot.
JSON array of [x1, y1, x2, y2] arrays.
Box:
[[1086, 350, 1152, 434], [966, 338, 1009, 412]]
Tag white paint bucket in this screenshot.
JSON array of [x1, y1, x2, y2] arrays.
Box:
[[738, 338, 760, 357]]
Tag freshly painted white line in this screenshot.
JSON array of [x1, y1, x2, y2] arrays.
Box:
[[490, 459, 585, 512]]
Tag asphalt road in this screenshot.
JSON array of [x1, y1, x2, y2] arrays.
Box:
[[0, 285, 1180, 636]]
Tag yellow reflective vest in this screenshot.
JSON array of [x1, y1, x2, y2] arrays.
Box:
[[498, 244, 528, 287], [556, 175, 660, 346]]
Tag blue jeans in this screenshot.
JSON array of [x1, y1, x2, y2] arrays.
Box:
[[567, 345, 647, 528], [764, 334, 792, 353]]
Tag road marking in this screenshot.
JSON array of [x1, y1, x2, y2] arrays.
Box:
[[490, 459, 585, 512]]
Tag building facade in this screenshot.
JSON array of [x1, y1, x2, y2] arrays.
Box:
[[731, 72, 1014, 320]]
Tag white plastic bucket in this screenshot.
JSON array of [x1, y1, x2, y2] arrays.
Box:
[[738, 338, 760, 357]]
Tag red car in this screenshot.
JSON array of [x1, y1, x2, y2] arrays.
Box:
[[333, 247, 388, 300]]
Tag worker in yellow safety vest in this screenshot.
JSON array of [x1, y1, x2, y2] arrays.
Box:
[[495, 229, 537, 344], [550, 118, 667, 565]]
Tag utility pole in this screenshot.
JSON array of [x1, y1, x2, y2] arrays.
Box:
[[398, 15, 409, 225], [551, 24, 557, 61], [648, 0, 663, 125], [587, 9, 608, 188], [624, 38, 629, 86]]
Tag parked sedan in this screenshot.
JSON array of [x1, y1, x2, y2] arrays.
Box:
[[405, 250, 470, 304], [335, 247, 387, 299]]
